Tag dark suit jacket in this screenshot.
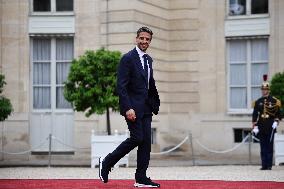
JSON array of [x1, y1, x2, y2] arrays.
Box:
[[117, 48, 160, 118]]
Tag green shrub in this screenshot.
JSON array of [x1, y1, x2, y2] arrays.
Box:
[[0, 74, 13, 121], [64, 48, 121, 134], [270, 72, 284, 119]]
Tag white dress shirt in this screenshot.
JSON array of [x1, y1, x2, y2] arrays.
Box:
[[135, 46, 150, 88]]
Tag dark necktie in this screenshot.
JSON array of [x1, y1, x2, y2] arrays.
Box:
[[142, 54, 149, 88], [142, 54, 148, 77]]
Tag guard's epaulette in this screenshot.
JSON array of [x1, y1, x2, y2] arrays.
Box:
[[251, 100, 256, 108], [273, 96, 281, 107]]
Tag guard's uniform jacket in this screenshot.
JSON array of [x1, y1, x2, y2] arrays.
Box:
[[252, 95, 281, 135]]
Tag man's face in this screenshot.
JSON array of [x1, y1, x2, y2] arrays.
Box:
[[262, 89, 269, 96], [136, 32, 151, 52]]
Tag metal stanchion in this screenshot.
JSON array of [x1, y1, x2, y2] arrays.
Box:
[[189, 132, 195, 166], [248, 133, 252, 164], [48, 133, 52, 168], [1, 122, 4, 161]]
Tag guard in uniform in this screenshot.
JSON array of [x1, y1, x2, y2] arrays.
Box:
[[252, 75, 281, 170]]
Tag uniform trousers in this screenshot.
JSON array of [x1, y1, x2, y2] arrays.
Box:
[[259, 132, 274, 168]]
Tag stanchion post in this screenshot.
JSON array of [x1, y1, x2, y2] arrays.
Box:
[[189, 132, 195, 166], [1, 122, 4, 161], [248, 133, 252, 165], [48, 133, 52, 168]]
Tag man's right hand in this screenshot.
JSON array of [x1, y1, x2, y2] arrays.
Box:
[[252, 126, 259, 135], [126, 109, 136, 122]]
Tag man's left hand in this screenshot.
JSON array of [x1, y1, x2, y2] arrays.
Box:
[[252, 126, 259, 135]]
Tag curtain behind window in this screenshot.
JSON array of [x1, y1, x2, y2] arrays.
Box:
[[251, 39, 268, 101], [229, 40, 247, 109], [33, 39, 51, 109], [229, 38, 268, 109], [33, 38, 73, 110], [56, 38, 73, 109]]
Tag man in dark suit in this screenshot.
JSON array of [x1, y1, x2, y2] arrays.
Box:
[[99, 27, 160, 188]]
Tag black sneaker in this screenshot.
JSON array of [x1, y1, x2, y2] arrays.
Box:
[[134, 177, 160, 188], [99, 157, 111, 183]]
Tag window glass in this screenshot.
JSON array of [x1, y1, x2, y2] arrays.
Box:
[[56, 62, 72, 109], [33, 39, 51, 61], [56, 0, 74, 11], [33, 87, 51, 109], [56, 38, 73, 109], [33, 63, 51, 85], [229, 0, 246, 15], [33, 38, 51, 109], [33, 0, 51, 12], [234, 129, 258, 143], [251, 0, 268, 14], [230, 88, 247, 109], [229, 40, 247, 109]]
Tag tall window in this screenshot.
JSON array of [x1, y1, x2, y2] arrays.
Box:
[[229, 0, 268, 16], [32, 38, 73, 110], [228, 38, 268, 111], [33, 0, 73, 12]]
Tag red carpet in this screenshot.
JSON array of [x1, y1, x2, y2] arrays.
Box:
[[0, 179, 283, 189]]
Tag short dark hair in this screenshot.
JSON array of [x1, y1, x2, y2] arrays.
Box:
[[136, 27, 153, 39]]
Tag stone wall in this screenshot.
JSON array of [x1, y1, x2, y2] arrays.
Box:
[[0, 0, 283, 164]]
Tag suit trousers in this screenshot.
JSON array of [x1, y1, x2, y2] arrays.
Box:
[[104, 113, 152, 179], [259, 132, 274, 168]]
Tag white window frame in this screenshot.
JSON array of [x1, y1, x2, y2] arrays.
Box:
[[30, 37, 73, 113], [227, 38, 268, 114], [29, 0, 74, 15], [226, 0, 269, 19]]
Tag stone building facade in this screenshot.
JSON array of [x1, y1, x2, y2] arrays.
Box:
[[0, 0, 283, 164]]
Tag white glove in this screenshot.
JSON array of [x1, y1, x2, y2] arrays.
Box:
[[272, 121, 278, 129], [252, 126, 259, 135]]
